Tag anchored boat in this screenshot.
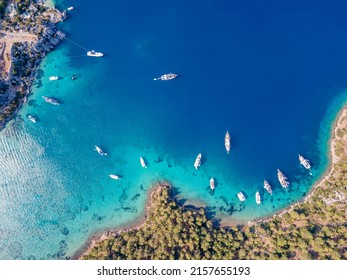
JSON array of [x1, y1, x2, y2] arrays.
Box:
[[277, 169, 290, 189], [109, 174, 121, 180], [153, 73, 177, 81], [94, 145, 107, 156], [87, 50, 104, 57], [237, 192, 246, 202], [210, 177, 215, 191], [27, 114, 37, 123], [255, 191, 261, 204], [49, 76, 59, 81], [42, 96, 60, 105], [264, 180, 273, 195], [225, 130, 231, 154], [194, 153, 202, 170], [299, 154, 311, 170], [140, 157, 147, 168]]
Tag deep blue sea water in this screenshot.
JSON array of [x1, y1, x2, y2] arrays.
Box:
[[0, 0, 347, 259]]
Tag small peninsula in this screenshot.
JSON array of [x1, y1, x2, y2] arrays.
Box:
[[81, 107, 347, 260], [0, 0, 66, 128]]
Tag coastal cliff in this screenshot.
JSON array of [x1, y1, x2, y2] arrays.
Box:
[[81, 107, 347, 260], [0, 0, 66, 128]]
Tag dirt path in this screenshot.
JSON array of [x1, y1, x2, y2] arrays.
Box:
[[0, 31, 38, 78]]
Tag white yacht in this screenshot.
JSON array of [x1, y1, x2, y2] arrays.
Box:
[[255, 191, 261, 205], [27, 114, 37, 123], [67, 6, 74, 11], [264, 180, 273, 195], [87, 50, 104, 57], [277, 169, 290, 189], [49, 76, 59, 81], [237, 192, 246, 202], [109, 174, 121, 180], [153, 73, 177, 81], [299, 154, 311, 170], [194, 153, 202, 170], [225, 130, 231, 154], [210, 177, 215, 191], [94, 145, 107, 156], [140, 157, 147, 168], [42, 96, 60, 105]]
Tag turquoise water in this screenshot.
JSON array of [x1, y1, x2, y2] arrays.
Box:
[[0, 0, 347, 259]]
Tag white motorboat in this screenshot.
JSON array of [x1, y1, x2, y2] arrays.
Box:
[[153, 73, 177, 81], [49, 76, 59, 81], [194, 153, 202, 170], [237, 192, 246, 202], [255, 191, 261, 204], [67, 6, 74, 11], [27, 114, 37, 123], [95, 145, 107, 156], [140, 157, 147, 168], [109, 174, 121, 180], [87, 50, 103, 57], [210, 177, 215, 191]]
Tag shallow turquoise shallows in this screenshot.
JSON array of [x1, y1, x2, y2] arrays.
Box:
[[0, 0, 347, 259]]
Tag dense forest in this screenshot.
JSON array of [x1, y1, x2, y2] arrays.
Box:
[[83, 110, 347, 260]]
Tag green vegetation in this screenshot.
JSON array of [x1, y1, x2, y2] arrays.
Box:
[[0, 0, 9, 18], [83, 110, 347, 260], [15, 0, 32, 14]]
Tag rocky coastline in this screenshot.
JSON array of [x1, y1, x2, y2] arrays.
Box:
[[0, 0, 67, 129]]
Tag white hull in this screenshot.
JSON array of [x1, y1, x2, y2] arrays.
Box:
[[299, 155, 311, 170], [256, 191, 261, 204], [237, 192, 246, 202], [95, 145, 107, 156], [154, 73, 177, 81], [225, 131, 231, 154], [264, 180, 272, 195], [194, 153, 202, 169], [109, 174, 120, 180], [87, 50, 104, 57], [42, 96, 60, 105], [210, 178, 215, 191], [140, 157, 147, 168], [27, 115, 37, 123], [277, 169, 290, 188], [49, 76, 59, 81]]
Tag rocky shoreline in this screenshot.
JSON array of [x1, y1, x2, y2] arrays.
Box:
[[0, 0, 67, 129]]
